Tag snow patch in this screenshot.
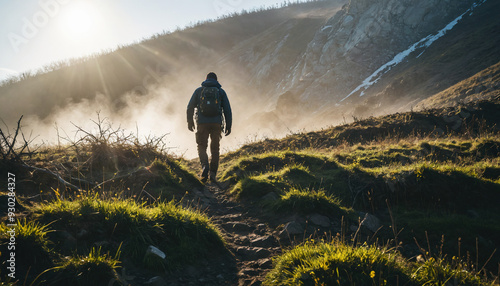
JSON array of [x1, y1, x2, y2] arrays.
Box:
[[340, 0, 487, 102], [321, 25, 333, 32]]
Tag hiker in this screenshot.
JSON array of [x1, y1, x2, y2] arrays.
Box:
[[187, 72, 232, 183]]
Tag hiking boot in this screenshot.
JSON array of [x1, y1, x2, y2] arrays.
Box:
[[200, 166, 209, 183], [209, 171, 217, 183]]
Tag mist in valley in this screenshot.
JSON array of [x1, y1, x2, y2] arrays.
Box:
[[13, 69, 321, 160]]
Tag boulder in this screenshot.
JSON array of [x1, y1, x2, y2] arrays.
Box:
[[279, 221, 304, 238], [308, 213, 331, 228], [361, 213, 382, 233]]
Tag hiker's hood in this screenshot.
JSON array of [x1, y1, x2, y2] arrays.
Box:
[[201, 78, 222, 88]]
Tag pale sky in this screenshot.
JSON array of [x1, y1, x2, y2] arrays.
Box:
[[0, 0, 288, 81]]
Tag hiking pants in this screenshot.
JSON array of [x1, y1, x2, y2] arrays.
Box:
[[196, 123, 222, 174]]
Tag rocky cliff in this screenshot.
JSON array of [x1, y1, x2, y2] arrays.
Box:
[[284, 0, 477, 107]]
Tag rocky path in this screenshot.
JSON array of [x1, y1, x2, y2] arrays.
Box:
[[200, 183, 282, 286], [147, 182, 282, 286]]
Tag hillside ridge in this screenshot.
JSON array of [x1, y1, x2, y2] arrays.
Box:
[[227, 95, 500, 159]]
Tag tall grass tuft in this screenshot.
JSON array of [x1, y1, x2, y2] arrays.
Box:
[[34, 247, 120, 286], [0, 219, 54, 281], [265, 239, 494, 286], [265, 240, 412, 286], [273, 188, 347, 216], [31, 196, 226, 270], [231, 176, 277, 200], [411, 256, 483, 286]]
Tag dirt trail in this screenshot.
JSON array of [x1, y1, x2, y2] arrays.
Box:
[[203, 182, 281, 286], [151, 182, 282, 286]]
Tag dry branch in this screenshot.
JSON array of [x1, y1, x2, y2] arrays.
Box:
[[0, 116, 36, 161], [21, 163, 81, 192]]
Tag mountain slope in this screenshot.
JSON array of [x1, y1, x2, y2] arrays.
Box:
[[285, 0, 479, 103], [417, 61, 500, 109], [217, 1, 344, 100], [255, 0, 500, 134], [360, 0, 500, 112]]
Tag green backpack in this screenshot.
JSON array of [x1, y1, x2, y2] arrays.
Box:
[[199, 87, 222, 117]]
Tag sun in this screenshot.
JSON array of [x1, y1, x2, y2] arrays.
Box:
[[59, 3, 96, 39]]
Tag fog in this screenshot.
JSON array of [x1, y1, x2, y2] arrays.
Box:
[[17, 73, 299, 160], [0, 1, 353, 160], [1, 62, 381, 161]]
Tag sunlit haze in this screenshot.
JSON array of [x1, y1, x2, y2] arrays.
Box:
[[0, 0, 289, 80], [58, 2, 96, 37], [1, 0, 306, 158]]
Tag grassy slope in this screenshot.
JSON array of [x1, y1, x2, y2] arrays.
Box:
[[0, 121, 227, 284], [418, 61, 500, 109], [218, 98, 500, 285]]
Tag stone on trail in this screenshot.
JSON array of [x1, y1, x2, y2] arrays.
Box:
[[308, 213, 331, 228]]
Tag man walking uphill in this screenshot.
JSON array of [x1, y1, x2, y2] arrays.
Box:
[[187, 72, 232, 183]]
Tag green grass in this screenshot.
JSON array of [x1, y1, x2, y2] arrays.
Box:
[[147, 158, 203, 196], [333, 138, 500, 171], [218, 134, 500, 281], [224, 151, 350, 203], [0, 196, 227, 283], [221, 151, 338, 182], [327, 137, 500, 210], [273, 188, 349, 216], [34, 247, 120, 286], [264, 240, 491, 286], [0, 195, 228, 284], [0, 116, 224, 283], [264, 240, 412, 286], [411, 257, 484, 286], [31, 196, 225, 268], [279, 164, 316, 186], [231, 176, 279, 200], [0, 219, 54, 281], [224, 151, 356, 222], [222, 138, 500, 215]]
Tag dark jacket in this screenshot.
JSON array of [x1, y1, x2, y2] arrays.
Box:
[[187, 79, 232, 130]]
